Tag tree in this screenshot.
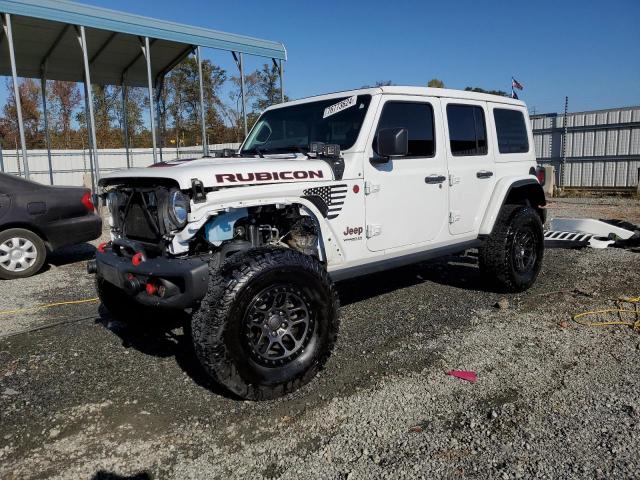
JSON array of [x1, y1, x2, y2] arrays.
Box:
[[464, 86, 508, 97], [92, 85, 121, 148], [224, 71, 260, 142], [361, 80, 394, 88], [48, 80, 81, 149], [114, 86, 146, 148], [427, 78, 445, 88], [0, 78, 42, 149], [253, 63, 287, 112], [163, 55, 227, 146]]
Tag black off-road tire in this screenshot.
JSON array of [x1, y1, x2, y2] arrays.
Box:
[[0, 228, 47, 280], [479, 204, 544, 292], [96, 276, 158, 322], [191, 247, 340, 400]]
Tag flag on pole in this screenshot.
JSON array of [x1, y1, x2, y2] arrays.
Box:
[[512, 77, 524, 90], [511, 77, 524, 99]]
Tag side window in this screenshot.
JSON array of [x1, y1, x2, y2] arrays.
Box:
[[447, 104, 488, 156], [374, 102, 435, 157], [494, 108, 529, 153]]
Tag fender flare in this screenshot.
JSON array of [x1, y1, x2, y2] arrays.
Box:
[[479, 176, 545, 235]]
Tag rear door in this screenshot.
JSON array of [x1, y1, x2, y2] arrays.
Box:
[[364, 95, 447, 251], [442, 100, 497, 235]]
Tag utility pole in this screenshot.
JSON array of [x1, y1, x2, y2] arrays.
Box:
[[560, 96, 569, 190]]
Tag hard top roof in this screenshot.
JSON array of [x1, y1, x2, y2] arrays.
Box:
[[268, 86, 526, 110]]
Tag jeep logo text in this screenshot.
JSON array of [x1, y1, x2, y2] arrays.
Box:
[[343, 226, 363, 236]]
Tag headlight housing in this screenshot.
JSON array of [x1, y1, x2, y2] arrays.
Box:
[[105, 191, 118, 213], [104, 191, 119, 228], [167, 190, 189, 230]]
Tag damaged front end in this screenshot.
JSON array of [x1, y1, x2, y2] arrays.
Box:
[[91, 178, 322, 309]]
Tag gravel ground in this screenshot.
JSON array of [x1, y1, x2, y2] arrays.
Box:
[[1, 197, 639, 479]]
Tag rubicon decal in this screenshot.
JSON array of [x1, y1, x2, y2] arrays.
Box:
[[215, 170, 324, 183]]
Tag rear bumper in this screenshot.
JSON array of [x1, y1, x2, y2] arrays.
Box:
[[93, 248, 210, 309], [45, 214, 102, 250]]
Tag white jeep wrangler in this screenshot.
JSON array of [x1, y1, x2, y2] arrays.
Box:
[[90, 86, 546, 400]]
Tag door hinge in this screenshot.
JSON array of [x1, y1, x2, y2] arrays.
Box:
[[364, 181, 380, 195], [449, 174, 461, 187], [449, 211, 461, 224], [366, 224, 382, 238]]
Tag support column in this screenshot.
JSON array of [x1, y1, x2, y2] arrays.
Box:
[[279, 59, 284, 103], [560, 96, 569, 189], [40, 67, 54, 184], [78, 26, 100, 191], [232, 52, 247, 138], [121, 74, 130, 168], [82, 78, 95, 191], [155, 76, 164, 162], [238, 53, 247, 137], [142, 36, 158, 163], [196, 46, 208, 156], [0, 141, 4, 173], [3, 14, 29, 179]]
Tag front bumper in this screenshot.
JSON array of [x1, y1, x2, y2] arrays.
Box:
[[92, 246, 210, 309]]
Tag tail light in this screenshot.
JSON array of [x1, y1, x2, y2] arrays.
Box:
[[535, 166, 546, 186], [81, 191, 95, 212]]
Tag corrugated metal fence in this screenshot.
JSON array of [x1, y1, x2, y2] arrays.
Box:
[[531, 106, 640, 188], [0, 143, 241, 187]]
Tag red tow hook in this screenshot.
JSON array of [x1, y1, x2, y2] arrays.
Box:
[[97, 241, 110, 253], [145, 280, 158, 296], [131, 252, 145, 266]]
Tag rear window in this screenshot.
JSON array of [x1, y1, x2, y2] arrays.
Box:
[[494, 108, 529, 154], [446, 105, 487, 156]]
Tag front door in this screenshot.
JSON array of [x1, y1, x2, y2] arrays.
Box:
[[364, 96, 448, 252], [441, 100, 496, 235]]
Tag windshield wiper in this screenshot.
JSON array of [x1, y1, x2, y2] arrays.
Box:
[[293, 145, 311, 158], [244, 145, 309, 157], [243, 147, 265, 158]]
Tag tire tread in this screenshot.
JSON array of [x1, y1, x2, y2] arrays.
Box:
[[479, 204, 543, 292], [191, 247, 340, 400]]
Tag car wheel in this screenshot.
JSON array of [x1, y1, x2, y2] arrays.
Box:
[[0, 228, 47, 280], [479, 205, 544, 292], [191, 247, 340, 400]]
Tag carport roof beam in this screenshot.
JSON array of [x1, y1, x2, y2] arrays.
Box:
[[89, 30, 117, 65]]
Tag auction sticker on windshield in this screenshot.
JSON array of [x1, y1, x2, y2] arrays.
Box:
[[323, 96, 357, 119]]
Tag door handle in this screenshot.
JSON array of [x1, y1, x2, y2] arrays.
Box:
[[476, 170, 494, 179], [425, 175, 447, 184]]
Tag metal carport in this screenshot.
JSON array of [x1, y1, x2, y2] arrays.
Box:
[[0, 0, 287, 189]]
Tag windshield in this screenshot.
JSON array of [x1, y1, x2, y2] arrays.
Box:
[[241, 94, 371, 155]]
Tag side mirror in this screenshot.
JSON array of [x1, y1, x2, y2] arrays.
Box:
[[375, 127, 408, 161]]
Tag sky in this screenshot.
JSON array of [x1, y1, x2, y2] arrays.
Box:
[[2, 0, 640, 114]]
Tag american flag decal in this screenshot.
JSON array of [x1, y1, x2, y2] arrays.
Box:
[[303, 184, 348, 219]]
